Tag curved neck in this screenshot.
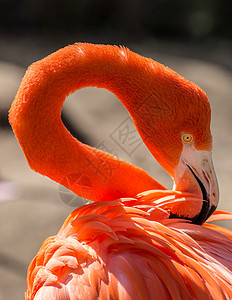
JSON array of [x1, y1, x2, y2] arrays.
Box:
[[10, 43, 166, 201]]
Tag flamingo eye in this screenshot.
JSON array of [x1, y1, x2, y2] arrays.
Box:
[[181, 133, 193, 143]]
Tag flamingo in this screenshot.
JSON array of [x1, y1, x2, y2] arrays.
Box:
[[9, 43, 232, 299]]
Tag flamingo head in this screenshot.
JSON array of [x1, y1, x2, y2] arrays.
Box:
[[9, 44, 218, 225], [131, 64, 219, 224]]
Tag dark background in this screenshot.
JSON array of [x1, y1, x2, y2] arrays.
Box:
[[1, 0, 232, 40], [0, 1, 232, 299], [0, 0, 232, 66]]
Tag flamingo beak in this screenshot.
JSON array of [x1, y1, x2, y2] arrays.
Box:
[[173, 148, 219, 225]]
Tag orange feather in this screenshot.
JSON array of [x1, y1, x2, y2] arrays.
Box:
[[9, 43, 232, 299], [25, 195, 232, 299]]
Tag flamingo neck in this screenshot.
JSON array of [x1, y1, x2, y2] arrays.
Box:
[[9, 43, 166, 202]]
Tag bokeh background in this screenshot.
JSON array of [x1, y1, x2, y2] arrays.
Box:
[[0, 1, 232, 299]]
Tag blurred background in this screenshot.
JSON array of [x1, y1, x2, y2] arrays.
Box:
[[0, 0, 232, 299]]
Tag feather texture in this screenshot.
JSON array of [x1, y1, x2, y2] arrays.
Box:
[[26, 192, 232, 300]]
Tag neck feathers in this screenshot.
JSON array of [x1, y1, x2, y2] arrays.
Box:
[[9, 43, 166, 201]]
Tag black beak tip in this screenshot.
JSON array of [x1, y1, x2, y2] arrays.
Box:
[[169, 165, 217, 225]]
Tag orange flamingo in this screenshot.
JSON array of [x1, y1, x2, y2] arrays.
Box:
[[9, 43, 232, 299]]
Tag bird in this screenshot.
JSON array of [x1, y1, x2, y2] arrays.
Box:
[[9, 43, 232, 299]]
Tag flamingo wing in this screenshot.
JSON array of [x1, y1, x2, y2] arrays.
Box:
[[26, 195, 232, 300]]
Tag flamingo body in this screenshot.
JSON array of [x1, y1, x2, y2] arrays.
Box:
[[9, 43, 232, 299], [26, 193, 232, 299]]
